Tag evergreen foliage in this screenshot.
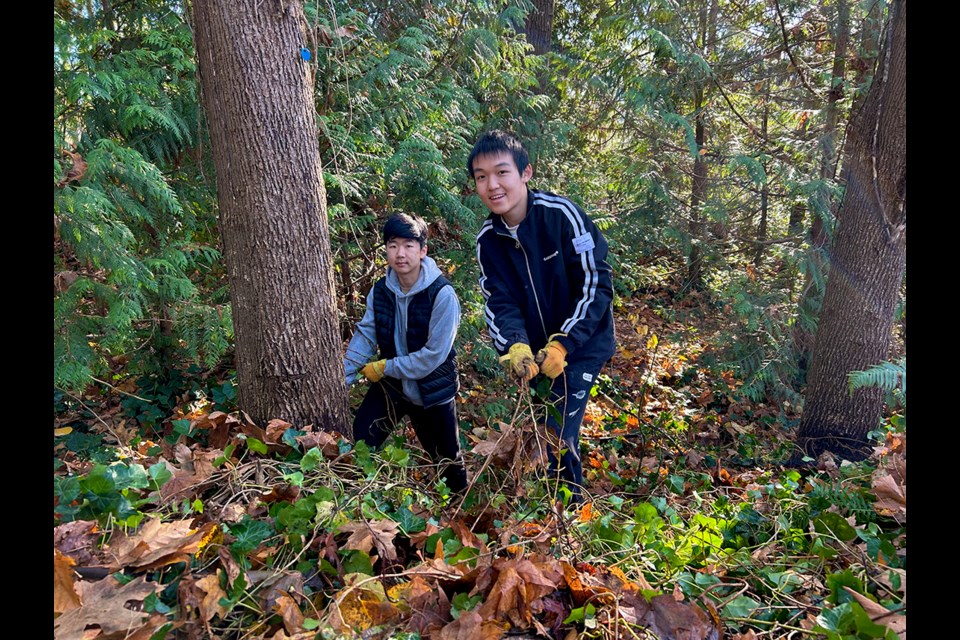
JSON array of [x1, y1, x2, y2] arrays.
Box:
[[54, 3, 228, 393]]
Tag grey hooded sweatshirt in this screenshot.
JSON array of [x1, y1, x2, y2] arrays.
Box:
[[343, 255, 460, 406]]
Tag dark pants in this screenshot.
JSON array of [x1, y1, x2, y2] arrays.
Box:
[[352, 382, 467, 493], [542, 357, 608, 503]]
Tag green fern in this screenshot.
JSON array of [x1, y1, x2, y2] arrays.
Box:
[[848, 358, 906, 409]]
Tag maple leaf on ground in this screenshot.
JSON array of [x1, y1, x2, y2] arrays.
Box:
[[106, 517, 212, 571], [396, 574, 453, 636], [438, 610, 508, 640], [195, 572, 230, 622], [54, 548, 82, 614], [54, 520, 102, 567], [475, 555, 564, 628], [871, 449, 906, 523], [645, 593, 720, 640], [338, 519, 400, 562], [265, 418, 294, 444], [470, 423, 520, 467], [275, 593, 305, 634], [293, 428, 341, 458], [325, 573, 403, 633], [191, 410, 241, 449], [54, 576, 165, 640], [250, 570, 305, 615]]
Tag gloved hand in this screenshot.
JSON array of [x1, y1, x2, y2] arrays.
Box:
[[499, 343, 538, 383], [537, 339, 568, 379], [361, 359, 387, 383]]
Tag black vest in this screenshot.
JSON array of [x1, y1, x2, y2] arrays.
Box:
[[372, 276, 458, 407]]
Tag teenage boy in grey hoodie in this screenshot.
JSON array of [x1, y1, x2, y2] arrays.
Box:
[[342, 213, 467, 493]]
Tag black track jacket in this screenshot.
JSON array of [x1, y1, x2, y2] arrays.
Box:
[[475, 188, 615, 364]]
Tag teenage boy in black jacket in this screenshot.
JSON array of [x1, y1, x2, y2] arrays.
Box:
[[470, 130, 615, 503]]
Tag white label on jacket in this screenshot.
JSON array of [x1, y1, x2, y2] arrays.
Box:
[[582, 372, 593, 382], [572, 232, 595, 254]]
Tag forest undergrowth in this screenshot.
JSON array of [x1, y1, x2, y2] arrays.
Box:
[[53, 277, 906, 640]]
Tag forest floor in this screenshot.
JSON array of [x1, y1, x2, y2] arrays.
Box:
[[53, 280, 906, 640]]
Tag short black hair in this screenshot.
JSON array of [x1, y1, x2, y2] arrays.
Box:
[[466, 129, 530, 178], [382, 213, 429, 248]]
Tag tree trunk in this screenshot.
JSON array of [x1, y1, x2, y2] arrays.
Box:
[[792, 0, 852, 380], [753, 87, 770, 267], [685, 0, 717, 291], [795, 0, 905, 462], [192, 0, 349, 433], [523, 0, 554, 55]]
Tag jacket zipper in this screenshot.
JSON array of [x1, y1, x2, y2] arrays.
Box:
[[501, 229, 548, 341]]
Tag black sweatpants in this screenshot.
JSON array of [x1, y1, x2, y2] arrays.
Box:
[[352, 382, 467, 493]]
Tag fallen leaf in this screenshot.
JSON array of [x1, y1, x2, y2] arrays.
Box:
[[275, 593, 305, 634], [54, 576, 164, 640], [438, 610, 507, 640], [476, 555, 563, 627], [842, 587, 906, 636], [339, 519, 399, 562], [265, 419, 294, 444], [294, 428, 341, 458], [326, 574, 402, 632], [54, 520, 102, 566], [195, 572, 229, 622], [107, 517, 211, 571], [54, 548, 82, 614], [646, 593, 720, 640], [257, 571, 305, 614]]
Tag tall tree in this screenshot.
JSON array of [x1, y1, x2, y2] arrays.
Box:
[[795, 0, 905, 461], [523, 0, 555, 55], [191, 0, 349, 432]]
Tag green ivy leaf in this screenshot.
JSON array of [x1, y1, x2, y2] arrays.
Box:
[[813, 512, 858, 542], [301, 447, 322, 472], [246, 437, 267, 455], [722, 595, 760, 620]]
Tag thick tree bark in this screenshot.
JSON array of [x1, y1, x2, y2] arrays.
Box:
[[795, 0, 905, 461], [523, 0, 555, 55], [792, 0, 852, 379], [192, 0, 349, 433]]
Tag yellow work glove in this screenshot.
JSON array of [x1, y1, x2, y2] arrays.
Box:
[[499, 343, 539, 383], [361, 359, 387, 383], [537, 340, 568, 379]]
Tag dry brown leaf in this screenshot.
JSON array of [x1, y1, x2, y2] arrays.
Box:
[[871, 452, 906, 523], [195, 572, 229, 622], [562, 561, 648, 607], [54, 548, 82, 614], [275, 593, 305, 634], [54, 520, 102, 566], [339, 519, 399, 561], [842, 587, 906, 636], [327, 576, 402, 632], [645, 593, 720, 640], [218, 547, 243, 586], [54, 576, 164, 640], [438, 610, 508, 640], [476, 556, 564, 627], [257, 571, 305, 614], [293, 428, 341, 458], [471, 423, 519, 467], [265, 419, 294, 444], [401, 574, 453, 635], [107, 518, 210, 571]]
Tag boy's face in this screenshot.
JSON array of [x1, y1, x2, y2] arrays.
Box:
[[385, 237, 427, 281], [471, 152, 532, 225]]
